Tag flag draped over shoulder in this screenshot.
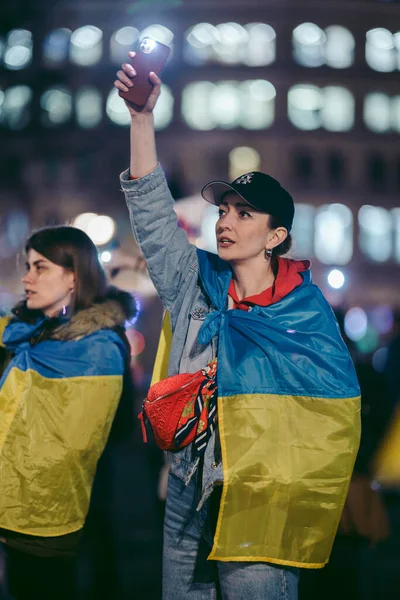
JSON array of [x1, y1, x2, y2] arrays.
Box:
[[196, 250, 361, 568], [0, 315, 125, 537]]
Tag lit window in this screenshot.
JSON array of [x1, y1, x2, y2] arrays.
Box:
[[392, 208, 400, 262], [322, 86, 354, 131], [154, 85, 174, 130], [314, 204, 353, 265], [210, 81, 241, 128], [110, 27, 139, 64], [288, 85, 323, 130], [182, 80, 275, 130], [288, 85, 354, 131], [396, 31, 400, 67], [76, 87, 102, 128], [325, 26, 355, 68], [239, 80, 276, 129], [184, 23, 219, 65], [184, 22, 275, 66], [43, 29, 71, 66], [106, 88, 131, 126], [41, 87, 72, 126], [70, 26, 103, 66], [243, 23, 276, 66], [201, 204, 219, 254], [358, 206, 392, 262], [229, 146, 260, 181], [366, 28, 397, 72], [392, 96, 400, 132], [182, 82, 217, 130], [140, 25, 174, 46], [364, 92, 391, 132], [344, 307, 368, 342], [106, 83, 172, 128], [291, 204, 315, 257], [292, 23, 326, 67], [4, 29, 33, 70], [0, 86, 32, 129], [213, 22, 249, 64]]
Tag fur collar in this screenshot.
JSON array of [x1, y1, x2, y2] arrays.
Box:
[[12, 287, 137, 342]]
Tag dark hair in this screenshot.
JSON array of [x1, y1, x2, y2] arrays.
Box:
[[268, 215, 293, 257], [26, 226, 107, 312]]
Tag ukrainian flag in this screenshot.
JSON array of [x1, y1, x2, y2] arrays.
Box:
[[195, 250, 361, 568], [0, 316, 125, 537], [154, 251, 361, 569]]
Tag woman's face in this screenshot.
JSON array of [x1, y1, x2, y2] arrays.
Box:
[[215, 193, 283, 264], [22, 249, 75, 317]]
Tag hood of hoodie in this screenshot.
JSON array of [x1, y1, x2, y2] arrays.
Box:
[[9, 286, 137, 345]]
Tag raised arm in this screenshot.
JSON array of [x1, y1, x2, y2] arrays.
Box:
[[115, 56, 198, 313]]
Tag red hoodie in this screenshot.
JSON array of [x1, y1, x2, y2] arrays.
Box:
[[228, 257, 311, 311]]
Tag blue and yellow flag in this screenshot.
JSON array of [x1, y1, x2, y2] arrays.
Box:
[[0, 316, 125, 537], [195, 250, 361, 568]]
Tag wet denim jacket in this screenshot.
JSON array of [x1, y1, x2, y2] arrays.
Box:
[[120, 165, 223, 508]]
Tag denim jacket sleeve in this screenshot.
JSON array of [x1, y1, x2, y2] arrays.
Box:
[[120, 164, 198, 315]]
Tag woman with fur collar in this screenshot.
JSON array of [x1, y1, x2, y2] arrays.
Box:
[[0, 226, 136, 600]]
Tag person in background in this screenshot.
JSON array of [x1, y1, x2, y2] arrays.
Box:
[[115, 57, 361, 600], [0, 226, 136, 600]]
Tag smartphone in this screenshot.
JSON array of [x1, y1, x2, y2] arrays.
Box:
[[119, 37, 170, 108]]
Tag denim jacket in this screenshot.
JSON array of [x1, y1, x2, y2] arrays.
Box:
[[120, 165, 223, 508]]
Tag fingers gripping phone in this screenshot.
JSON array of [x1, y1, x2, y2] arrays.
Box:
[[119, 37, 170, 108]]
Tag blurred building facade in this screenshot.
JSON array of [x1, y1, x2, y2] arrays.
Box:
[[0, 0, 399, 309]]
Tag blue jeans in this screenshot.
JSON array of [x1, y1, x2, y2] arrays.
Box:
[[163, 472, 299, 600]]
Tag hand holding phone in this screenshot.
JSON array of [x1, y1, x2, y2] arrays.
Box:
[[118, 37, 170, 109]]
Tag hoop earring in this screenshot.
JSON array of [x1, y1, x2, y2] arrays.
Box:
[[265, 248, 273, 259]]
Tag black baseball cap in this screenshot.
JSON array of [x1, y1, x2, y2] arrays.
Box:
[[201, 171, 295, 232]]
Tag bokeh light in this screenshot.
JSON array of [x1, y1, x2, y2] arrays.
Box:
[[86, 215, 116, 246], [182, 80, 276, 130], [291, 205, 315, 257], [0, 86, 32, 129], [4, 29, 33, 70], [110, 26, 140, 63], [356, 327, 380, 354], [41, 87, 72, 126], [43, 28, 71, 66], [229, 146, 260, 181], [73, 213, 115, 246], [99, 250, 112, 264], [293, 22, 326, 67], [344, 307, 368, 342], [125, 329, 145, 357], [358, 205, 392, 262], [327, 269, 345, 289], [314, 204, 353, 265], [288, 85, 354, 131], [72, 212, 98, 231], [372, 347, 389, 373], [366, 28, 397, 72], [70, 25, 103, 66], [140, 25, 174, 47], [184, 22, 275, 66], [76, 87, 102, 128], [370, 306, 394, 335]]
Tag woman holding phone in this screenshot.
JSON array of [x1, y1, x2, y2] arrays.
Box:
[[0, 226, 135, 600], [115, 56, 361, 600]]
